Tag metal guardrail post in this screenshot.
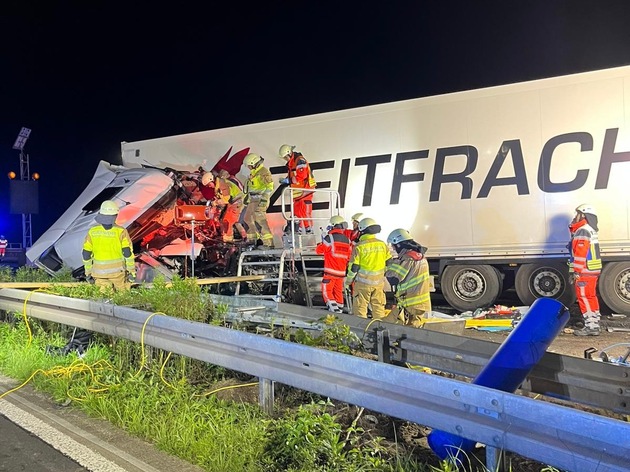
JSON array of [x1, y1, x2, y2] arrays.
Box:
[[376, 328, 391, 364], [0, 289, 629, 471], [259, 379, 274, 415]]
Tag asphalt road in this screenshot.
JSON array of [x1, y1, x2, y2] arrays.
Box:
[[0, 376, 204, 472], [0, 413, 86, 472]]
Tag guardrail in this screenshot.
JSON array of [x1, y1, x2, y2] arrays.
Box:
[[265, 300, 630, 415], [0, 288, 628, 471]]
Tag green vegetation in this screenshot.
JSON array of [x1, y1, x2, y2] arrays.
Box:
[[0, 270, 432, 471], [0, 268, 553, 471]]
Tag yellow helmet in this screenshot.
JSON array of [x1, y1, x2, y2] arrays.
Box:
[[358, 217, 378, 231], [351, 212, 363, 222], [387, 228, 413, 245], [244, 153, 262, 167], [279, 144, 295, 159], [330, 215, 345, 226], [99, 200, 119, 216]]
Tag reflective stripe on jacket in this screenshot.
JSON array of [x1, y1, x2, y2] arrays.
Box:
[[82, 225, 135, 277], [245, 165, 274, 200], [316, 228, 352, 277], [217, 175, 245, 205], [569, 219, 601, 275], [385, 248, 431, 311], [347, 234, 391, 286]]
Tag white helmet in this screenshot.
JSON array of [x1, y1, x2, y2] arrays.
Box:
[[350, 212, 363, 222], [576, 203, 596, 216], [387, 228, 413, 245], [358, 217, 378, 231], [279, 144, 295, 159], [330, 215, 345, 226], [201, 172, 214, 186], [244, 153, 262, 167], [100, 200, 119, 215]]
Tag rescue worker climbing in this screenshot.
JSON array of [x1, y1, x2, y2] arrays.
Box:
[[278, 144, 317, 234], [385, 228, 431, 327], [316, 216, 353, 313], [82, 200, 136, 290], [203, 170, 247, 243], [242, 153, 274, 248], [569, 204, 602, 336], [346, 217, 391, 319]]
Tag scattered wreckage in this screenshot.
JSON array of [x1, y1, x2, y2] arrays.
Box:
[[26, 148, 308, 301]]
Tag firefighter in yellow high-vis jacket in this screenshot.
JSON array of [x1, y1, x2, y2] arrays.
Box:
[[82, 200, 136, 290]]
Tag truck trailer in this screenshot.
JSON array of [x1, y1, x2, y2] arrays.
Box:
[[28, 65, 630, 314]]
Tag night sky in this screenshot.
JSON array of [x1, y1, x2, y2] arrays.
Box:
[[2, 1, 630, 246]]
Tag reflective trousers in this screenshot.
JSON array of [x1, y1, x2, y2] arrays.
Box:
[[293, 194, 313, 231], [221, 203, 246, 241], [322, 276, 345, 305], [95, 271, 129, 291], [575, 274, 600, 327], [352, 282, 386, 320], [242, 200, 273, 244]]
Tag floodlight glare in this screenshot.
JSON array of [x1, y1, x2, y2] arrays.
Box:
[[7, 171, 16, 180], [32, 172, 40, 180]]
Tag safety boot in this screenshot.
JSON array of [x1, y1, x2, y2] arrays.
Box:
[[573, 326, 601, 336]]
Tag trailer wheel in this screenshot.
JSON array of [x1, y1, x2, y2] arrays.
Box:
[[441, 264, 502, 312], [515, 262, 575, 307], [599, 262, 630, 315]]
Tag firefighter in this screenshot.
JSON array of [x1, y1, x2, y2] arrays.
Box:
[[346, 217, 391, 319], [278, 144, 317, 234], [316, 216, 353, 313], [345, 212, 363, 244], [0, 235, 7, 258], [203, 171, 247, 243], [385, 228, 431, 328], [242, 153, 274, 248], [569, 204, 602, 336], [82, 200, 136, 290]]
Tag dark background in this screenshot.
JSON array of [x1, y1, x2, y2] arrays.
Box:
[[2, 1, 630, 246]]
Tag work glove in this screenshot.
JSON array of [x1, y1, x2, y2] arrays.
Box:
[[568, 273, 578, 285], [279, 177, 290, 185], [258, 198, 269, 209], [127, 272, 136, 283]]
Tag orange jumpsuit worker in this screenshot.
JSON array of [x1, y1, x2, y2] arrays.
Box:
[[569, 203, 602, 336], [316, 216, 353, 313], [346, 217, 391, 319], [278, 144, 317, 234]]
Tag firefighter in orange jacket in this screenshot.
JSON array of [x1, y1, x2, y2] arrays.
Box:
[[346, 217, 391, 319], [569, 204, 602, 336], [316, 216, 353, 313], [279, 144, 317, 234]]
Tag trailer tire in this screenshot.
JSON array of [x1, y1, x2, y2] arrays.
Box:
[[515, 262, 575, 308], [599, 262, 630, 315], [441, 264, 502, 312]]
